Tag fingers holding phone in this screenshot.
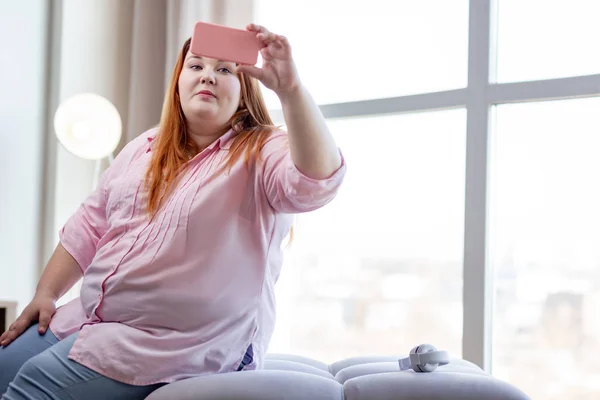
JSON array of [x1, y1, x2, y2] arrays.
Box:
[[189, 21, 301, 97]]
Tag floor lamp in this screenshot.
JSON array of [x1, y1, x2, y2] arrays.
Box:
[[53, 93, 122, 190]]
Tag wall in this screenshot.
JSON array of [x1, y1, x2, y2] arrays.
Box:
[[0, 1, 50, 314]]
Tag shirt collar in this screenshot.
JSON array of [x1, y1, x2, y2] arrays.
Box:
[[217, 128, 237, 150]]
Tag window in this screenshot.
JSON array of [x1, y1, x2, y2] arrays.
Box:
[[255, 1, 600, 398], [496, 0, 600, 83], [255, 0, 469, 107], [269, 110, 466, 362], [489, 97, 600, 400]]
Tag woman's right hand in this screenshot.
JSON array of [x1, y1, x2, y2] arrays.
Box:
[[0, 292, 57, 347]]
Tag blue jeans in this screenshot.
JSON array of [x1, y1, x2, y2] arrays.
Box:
[[0, 324, 165, 399], [0, 323, 254, 399]]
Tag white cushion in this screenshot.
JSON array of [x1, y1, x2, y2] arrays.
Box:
[[145, 354, 530, 400]]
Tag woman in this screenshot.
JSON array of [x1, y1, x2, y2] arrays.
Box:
[[0, 24, 345, 399]]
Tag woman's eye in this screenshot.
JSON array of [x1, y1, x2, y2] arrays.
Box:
[[190, 64, 202, 70], [218, 67, 232, 74]]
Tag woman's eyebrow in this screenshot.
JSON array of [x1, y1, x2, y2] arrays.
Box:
[[187, 55, 233, 65]]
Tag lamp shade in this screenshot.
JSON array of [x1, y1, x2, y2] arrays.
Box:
[[53, 93, 122, 160]]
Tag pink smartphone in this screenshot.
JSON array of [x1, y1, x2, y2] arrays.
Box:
[[190, 22, 261, 65]]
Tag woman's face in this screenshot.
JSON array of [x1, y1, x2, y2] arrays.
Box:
[[178, 52, 241, 130]]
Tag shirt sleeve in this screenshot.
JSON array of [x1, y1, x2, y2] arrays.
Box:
[[259, 130, 346, 214], [58, 128, 157, 272], [58, 168, 110, 273]]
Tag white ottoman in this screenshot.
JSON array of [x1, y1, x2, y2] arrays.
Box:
[[145, 354, 530, 400]]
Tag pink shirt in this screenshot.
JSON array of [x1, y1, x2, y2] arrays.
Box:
[[49, 127, 345, 385]]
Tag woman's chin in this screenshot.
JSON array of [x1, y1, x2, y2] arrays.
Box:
[[189, 106, 218, 119]]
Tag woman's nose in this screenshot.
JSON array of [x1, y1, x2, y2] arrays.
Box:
[[200, 74, 215, 85]]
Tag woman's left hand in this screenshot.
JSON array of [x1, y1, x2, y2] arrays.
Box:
[[237, 24, 302, 98]]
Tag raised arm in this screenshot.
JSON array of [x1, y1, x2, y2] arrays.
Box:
[[278, 84, 342, 179], [237, 24, 343, 180]]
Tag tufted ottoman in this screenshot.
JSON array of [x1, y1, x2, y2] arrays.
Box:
[[145, 353, 531, 399]]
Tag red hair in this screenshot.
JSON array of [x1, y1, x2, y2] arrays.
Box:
[[145, 38, 277, 217]]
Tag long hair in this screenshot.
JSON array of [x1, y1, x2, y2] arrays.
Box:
[[145, 38, 277, 217]]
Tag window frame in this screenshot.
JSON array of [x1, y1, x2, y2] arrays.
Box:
[[267, 0, 600, 373]]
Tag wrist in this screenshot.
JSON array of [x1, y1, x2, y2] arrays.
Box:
[[35, 288, 59, 301], [276, 83, 304, 104]]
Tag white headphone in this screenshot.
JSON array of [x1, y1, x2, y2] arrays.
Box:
[[398, 344, 450, 373]]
